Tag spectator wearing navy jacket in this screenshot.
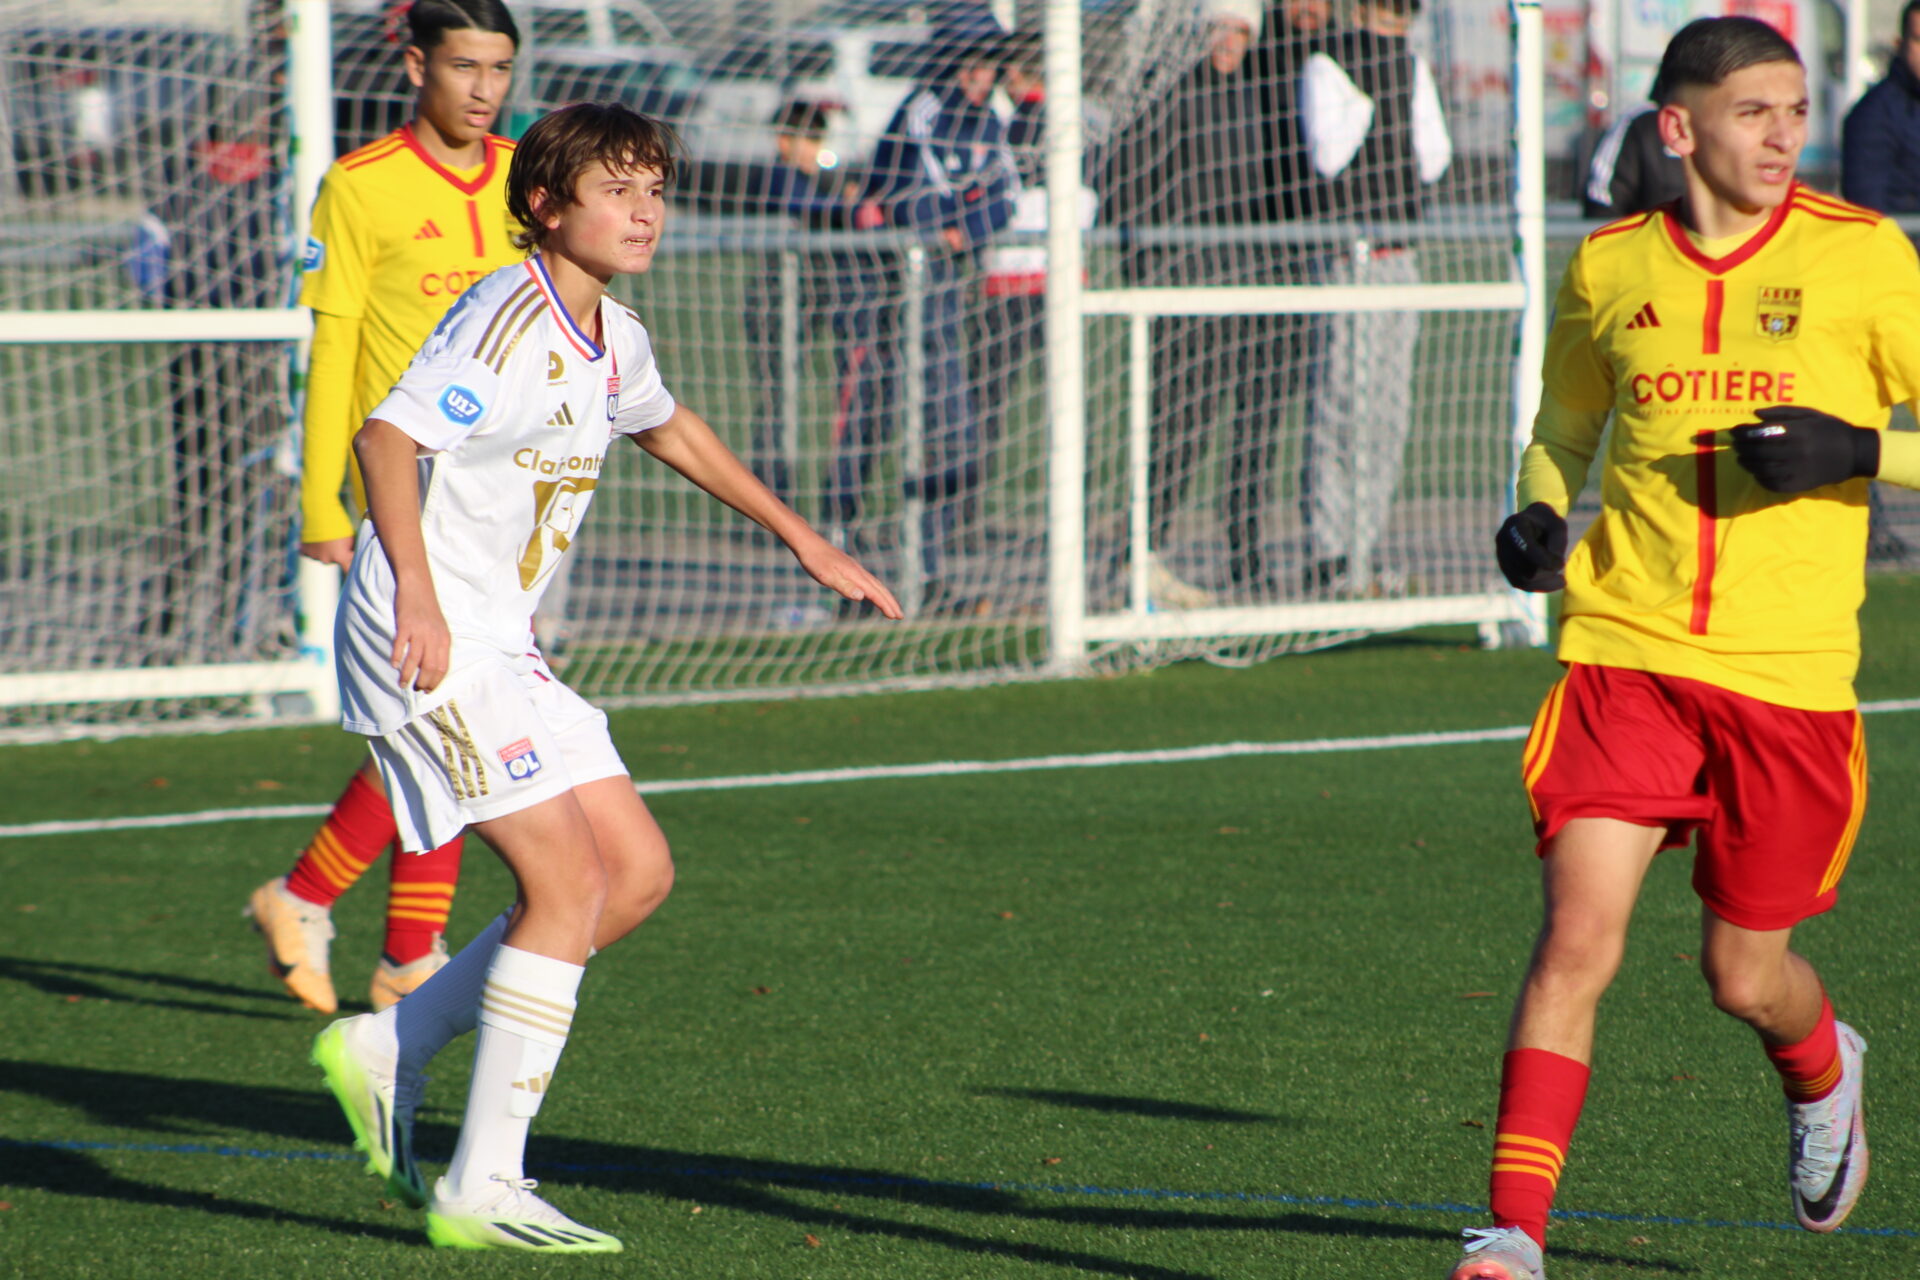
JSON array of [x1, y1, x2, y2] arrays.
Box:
[[854, 9, 1017, 613], [1843, 0, 1920, 217], [1841, 0, 1920, 564]]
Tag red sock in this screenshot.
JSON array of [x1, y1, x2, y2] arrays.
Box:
[[1489, 1048, 1591, 1248], [383, 835, 464, 965], [1766, 995, 1842, 1102], [284, 772, 397, 909]]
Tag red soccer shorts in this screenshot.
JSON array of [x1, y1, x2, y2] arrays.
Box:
[[1522, 663, 1866, 931]]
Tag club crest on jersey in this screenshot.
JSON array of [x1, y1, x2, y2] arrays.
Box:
[[606, 374, 621, 421], [497, 738, 543, 781], [438, 384, 485, 424], [547, 351, 566, 385], [301, 236, 324, 273], [1756, 287, 1802, 342]]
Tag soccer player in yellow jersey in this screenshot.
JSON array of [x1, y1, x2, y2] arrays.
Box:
[[1450, 18, 1920, 1280], [246, 0, 522, 1017]]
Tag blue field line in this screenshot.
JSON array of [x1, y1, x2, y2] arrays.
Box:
[[4, 1136, 1911, 1238]]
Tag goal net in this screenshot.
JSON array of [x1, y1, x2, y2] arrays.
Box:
[[0, 0, 1538, 738]]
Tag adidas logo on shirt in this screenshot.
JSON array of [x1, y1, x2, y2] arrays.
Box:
[[414, 220, 445, 241], [1625, 302, 1661, 330], [545, 404, 575, 427]]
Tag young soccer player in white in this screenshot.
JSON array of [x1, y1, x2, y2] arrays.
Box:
[[312, 101, 901, 1253]]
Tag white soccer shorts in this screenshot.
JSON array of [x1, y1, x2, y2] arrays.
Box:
[[368, 652, 628, 852]]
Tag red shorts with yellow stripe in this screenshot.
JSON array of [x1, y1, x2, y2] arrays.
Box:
[[1522, 663, 1866, 931]]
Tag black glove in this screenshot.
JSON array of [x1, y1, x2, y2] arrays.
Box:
[[1730, 405, 1880, 494], [1495, 502, 1568, 592]]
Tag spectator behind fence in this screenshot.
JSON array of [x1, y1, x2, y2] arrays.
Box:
[[1839, 0, 1920, 565], [1842, 0, 1920, 215], [969, 30, 1097, 545], [855, 9, 1017, 615], [743, 101, 894, 518], [1099, 0, 1301, 609], [1580, 103, 1687, 219], [1297, 0, 1451, 597]]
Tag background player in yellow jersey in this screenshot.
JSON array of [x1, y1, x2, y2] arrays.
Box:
[[1452, 17, 1920, 1280], [246, 0, 522, 1017]]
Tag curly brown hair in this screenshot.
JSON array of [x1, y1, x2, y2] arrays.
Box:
[[507, 102, 680, 251]]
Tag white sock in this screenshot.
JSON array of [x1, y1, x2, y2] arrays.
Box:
[[360, 909, 511, 1081], [441, 945, 583, 1203]]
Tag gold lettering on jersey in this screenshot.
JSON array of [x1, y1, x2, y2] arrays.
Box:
[[1755, 287, 1802, 342], [547, 351, 565, 384], [513, 448, 604, 477], [519, 475, 598, 590], [420, 269, 492, 297], [1629, 368, 1798, 406]]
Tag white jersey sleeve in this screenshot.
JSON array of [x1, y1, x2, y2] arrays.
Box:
[[607, 304, 676, 436], [368, 289, 507, 453]]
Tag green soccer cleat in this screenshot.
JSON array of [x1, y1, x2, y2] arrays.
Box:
[[426, 1175, 623, 1252], [312, 1015, 428, 1208]]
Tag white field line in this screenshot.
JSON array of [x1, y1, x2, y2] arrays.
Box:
[[8, 698, 1920, 841]]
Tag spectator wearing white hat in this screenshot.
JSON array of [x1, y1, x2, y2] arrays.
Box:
[[1099, 0, 1314, 605], [1297, 0, 1451, 596]]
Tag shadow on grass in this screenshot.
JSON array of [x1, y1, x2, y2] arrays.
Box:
[[0, 1060, 357, 1146], [528, 1131, 1450, 1280], [974, 1086, 1285, 1125], [0, 1061, 1698, 1276], [0, 1142, 417, 1244], [0, 955, 294, 1020]]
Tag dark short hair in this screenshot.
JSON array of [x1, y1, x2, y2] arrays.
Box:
[[1902, 0, 1920, 40], [1002, 30, 1043, 78], [508, 103, 680, 250], [1651, 16, 1800, 104], [773, 99, 829, 137], [407, 0, 521, 52]]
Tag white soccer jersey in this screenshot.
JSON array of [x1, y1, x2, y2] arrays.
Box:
[[337, 255, 676, 735]]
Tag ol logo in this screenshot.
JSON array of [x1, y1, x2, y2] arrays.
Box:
[[497, 737, 542, 782], [302, 237, 325, 273], [439, 384, 485, 424]]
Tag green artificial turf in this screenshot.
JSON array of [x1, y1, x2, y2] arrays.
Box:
[[5, 583, 1920, 1277]]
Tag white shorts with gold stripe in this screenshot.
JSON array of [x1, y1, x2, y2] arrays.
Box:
[[368, 651, 627, 852]]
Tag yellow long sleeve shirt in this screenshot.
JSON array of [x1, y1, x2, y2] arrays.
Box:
[[298, 126, 522, 542], [1521, 186, 1920, 710]]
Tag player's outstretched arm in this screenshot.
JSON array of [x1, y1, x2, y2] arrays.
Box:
[[354, 417, 451, 690], [635, 405, 905, 619], [1731, 405, 1881, 494]]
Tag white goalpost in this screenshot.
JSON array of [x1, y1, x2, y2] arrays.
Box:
[[0, 0, 1546, 740], [0, 0, 336, 737]]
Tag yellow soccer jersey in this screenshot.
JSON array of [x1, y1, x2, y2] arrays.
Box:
[[300, 125, 523, 443], [1520, 185, 1920, 710]]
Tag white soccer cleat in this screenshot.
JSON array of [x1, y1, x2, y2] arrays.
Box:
[[426, 1175, 623, 1252], [1788, 1022, 1869, 1232], [312, 1014, 428, 1208], [370, 936, 450, 1012], [1448, 1225, 1546, 1280], [244, 876, 337, 1014]]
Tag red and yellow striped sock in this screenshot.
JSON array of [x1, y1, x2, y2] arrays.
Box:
[[283, 772, 397, 909], [383, 835, 465, 965], [1766, 994, 1841, 1102], [1489, 1048, 1591, 1248]]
